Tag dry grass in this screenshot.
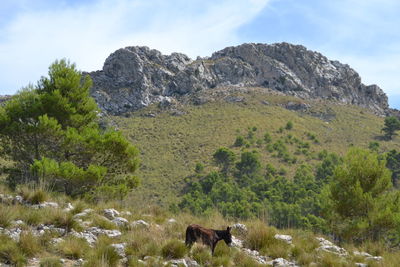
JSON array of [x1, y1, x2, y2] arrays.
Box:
[[56, 236, 90, 259]]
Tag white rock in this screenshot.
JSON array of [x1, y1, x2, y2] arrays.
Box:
[[232, 223, 248, 235], [169, 259, 187, 267], [355, 263, 367, 267], [131, 220, 150, 228], [103, 208, 120, 220], [366, 256, 383, 261], [73, 208, 93, 218], [353, 251, 372, 257], [231, 236, 243, 248], [112, 217, 129, 226], [167, 218, 177, 224], [120, 211, 132, 216], [270, 258, 299, 267], [3, 228, 22, 241], [111, 243, 127, 258], [64, 202, 74, 212], [242, 248, 269, 264], [11, 220, 24, 226], [40, 201, 59, 208], [185, 258, 200, 267], [274, 234, 293, 244], [316, 237, 348, 257], [13, 195, 24, 204]]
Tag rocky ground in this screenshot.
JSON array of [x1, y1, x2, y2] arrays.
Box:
[[0, 192, 385, 267]]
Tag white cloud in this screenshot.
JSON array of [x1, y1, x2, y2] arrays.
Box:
[[0, 0, 269, 94]]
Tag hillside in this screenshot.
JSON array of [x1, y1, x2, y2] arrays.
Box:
[[109, 89, 400, 207]]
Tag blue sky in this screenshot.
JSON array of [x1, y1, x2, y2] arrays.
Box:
[[0, 0, 399, 109]]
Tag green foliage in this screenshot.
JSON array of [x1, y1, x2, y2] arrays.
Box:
[[382, 116, 400, 140], [369, 141, 380, 152], [213, 147, 236, 174], [386, 149, 400, 187], [0, 60, 139, 199], [326, 148, 399, 242], [285, 121, 293, 130], [194, 163, 204, 173], [234, 136, 245, 147], [263, 132, 272, 143]]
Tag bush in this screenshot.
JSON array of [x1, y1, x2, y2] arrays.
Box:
[[161, 239, 187, 259], [234, 136, 245, 147], [285, 121, 293, 130]]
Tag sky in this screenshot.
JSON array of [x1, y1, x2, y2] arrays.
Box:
[[0, 0, 399, 109]]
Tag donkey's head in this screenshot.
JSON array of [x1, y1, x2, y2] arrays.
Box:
[[218, 226, 232, 246]]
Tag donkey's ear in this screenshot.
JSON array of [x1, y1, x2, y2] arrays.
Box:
[[227, 226, 231, 232]]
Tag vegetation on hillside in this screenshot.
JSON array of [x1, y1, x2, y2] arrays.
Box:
[[178, 121, 400, 245]]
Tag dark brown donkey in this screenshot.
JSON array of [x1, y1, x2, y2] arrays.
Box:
[[185, 224, 232, 255]]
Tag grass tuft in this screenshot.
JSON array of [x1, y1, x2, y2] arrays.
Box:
[[0, 205, 14, 227], [18, 231, 42, 257], [56, 236, 90, 259], [39, 257, 63, 267], [0, 234, 27, 267], [161, 239, 187, 259]]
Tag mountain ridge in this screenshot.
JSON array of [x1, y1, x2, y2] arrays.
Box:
[[88, 42, 389, 116]]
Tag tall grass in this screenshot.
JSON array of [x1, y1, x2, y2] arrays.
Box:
[[0, 234, 26, 266]]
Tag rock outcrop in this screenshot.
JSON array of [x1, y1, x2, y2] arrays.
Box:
[[89, 43, 389, 115]]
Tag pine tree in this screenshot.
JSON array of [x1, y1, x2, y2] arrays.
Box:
[[0, 60, 139, 199]]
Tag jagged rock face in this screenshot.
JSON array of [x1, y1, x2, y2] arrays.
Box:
[[89, 43, 389, 115]]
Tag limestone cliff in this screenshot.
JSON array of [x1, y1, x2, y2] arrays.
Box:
[[89, 43, 389, 115]]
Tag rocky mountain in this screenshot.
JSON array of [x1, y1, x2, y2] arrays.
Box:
[[89, 42, 389, 115]]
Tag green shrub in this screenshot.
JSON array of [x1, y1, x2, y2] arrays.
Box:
[[285, 121, 293, 130], [161, 239, 187, 259], [39, 257, 63, 267], [234, 136, 245, 147]]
